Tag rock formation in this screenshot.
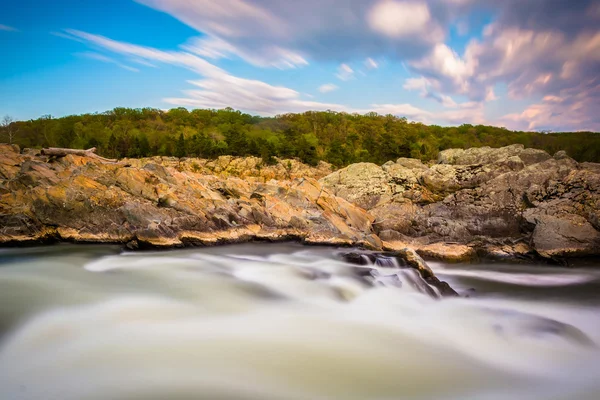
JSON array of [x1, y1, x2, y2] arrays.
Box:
[[1, 143, 599, 263], [321, 144, 600, 261], [0, 144, 378, 249]]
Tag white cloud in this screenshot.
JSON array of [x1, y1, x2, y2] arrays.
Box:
[[365, 101, 486, 125], [500, 82, 599, 132], [57, 0, 599, 131], [336, 63, 354, 81], [120, 65, 141, 73], [403, 77, 429, 91], [64, 30, 349, 116], [485, 86, 497, 101], [182, 36, 308, 69], [66, 29, 225, 78], [367, 1, 432, 38], [403, 76, 472, 108], [409, 43, 476, 96], [135, 0, 445, 64], [129, 58, 158, 68], [137, 0, 286, 37], [76, 51, 140, 72], [60, 28, 489, 126], [0, 24, 18, 32], [318, 84, 339, 93], [365, 57, 379, 69]]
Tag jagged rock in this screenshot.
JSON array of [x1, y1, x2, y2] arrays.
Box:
[[124, 156, 334, 182], [525, 213, 600, 258], [437, 144, 551, 166], [1, 143, 599, 261], [319, 162, 393, 209], [320, 145, 600, 260], [0, 145, 377, 250]]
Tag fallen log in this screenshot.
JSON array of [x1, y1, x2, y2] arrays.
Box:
[[41, 147, 118, 163]]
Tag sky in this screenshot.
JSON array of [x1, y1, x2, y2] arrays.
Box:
[[0, 0, 599, 132]]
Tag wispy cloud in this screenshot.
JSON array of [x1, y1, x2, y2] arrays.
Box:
[[121, 0, 600, 131], [135, 0, 442, 63], [76, 51, 140, 73], [63, 30, 345, 116], [0, 24, 18, 32], [51, 31, 85, 43], [60, 28, 491, 125], [129, 58, 158, 68], [182, 36, 308, 69], [48, 0, 599, 131], [66, 29, 224, 77], [335, 64, 354, 81], [365, 58, 379, 70], [318, 84, 338, 93]]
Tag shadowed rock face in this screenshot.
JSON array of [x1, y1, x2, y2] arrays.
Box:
[[321, 144, 600, 260], [0, 145, 377, 249], [1, 143, 599, 261]]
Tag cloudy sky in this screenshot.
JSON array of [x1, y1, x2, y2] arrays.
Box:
[[1, 0, 598, 131]]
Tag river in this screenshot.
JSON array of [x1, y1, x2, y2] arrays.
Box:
[[0, 243, 599, 400]]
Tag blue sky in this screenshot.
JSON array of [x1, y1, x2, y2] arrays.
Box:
[[1, 0, 598, 131]]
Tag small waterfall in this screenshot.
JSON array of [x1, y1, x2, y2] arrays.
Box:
[[374, 255, 400, 268], [360, 254, 374, 265], [397, 269, 440, 298]]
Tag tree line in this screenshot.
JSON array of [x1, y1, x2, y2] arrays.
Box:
[[2, 107, 599, 166]]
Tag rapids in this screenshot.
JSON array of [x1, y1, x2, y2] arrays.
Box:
[[0, 243, 599, 400]]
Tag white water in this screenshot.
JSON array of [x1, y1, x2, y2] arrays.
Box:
[[0, 243, 599, 400]]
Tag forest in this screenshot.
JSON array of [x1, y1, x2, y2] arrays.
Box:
[[2, 107, 599, 166]]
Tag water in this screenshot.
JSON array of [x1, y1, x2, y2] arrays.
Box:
[[0, 243, 599, 400]]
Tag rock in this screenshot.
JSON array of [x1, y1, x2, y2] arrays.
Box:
[[319, 163, 392, 209], [321, 144, 599, 260], [480, 242, 536, 262], [437, 144, 551, 166], [1, 143, 599, 261], [397, 248, 458, 296], [0, 146, 377, 250], [526, 213, 600, 258], [553, 150, 569, 160], [417, 243, 477, 263], [396, 157, 428, 170], [396, 248, 434, 279]]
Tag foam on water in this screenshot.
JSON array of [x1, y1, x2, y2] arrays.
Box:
[[430, 268, 595, 286], [0, 244, 599, 400]]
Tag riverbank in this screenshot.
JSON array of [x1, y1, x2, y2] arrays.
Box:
[[1, 143, 599, 264]]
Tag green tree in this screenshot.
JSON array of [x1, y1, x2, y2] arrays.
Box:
[[176, 132, 186, 158]]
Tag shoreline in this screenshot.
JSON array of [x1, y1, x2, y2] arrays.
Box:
[[2, 143, 599, 266], [3, 233, 599, 268]]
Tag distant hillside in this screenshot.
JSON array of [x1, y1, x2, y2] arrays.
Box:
[[2, 107, 599, 166]]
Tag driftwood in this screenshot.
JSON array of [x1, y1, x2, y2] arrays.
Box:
[[41, 147, 118, 163]]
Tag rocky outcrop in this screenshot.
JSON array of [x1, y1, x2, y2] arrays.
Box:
[[321, 144, 600, 261], [123, 155, 334, 182], [0, 145, 377, 249], [2, 143, 599, 262]]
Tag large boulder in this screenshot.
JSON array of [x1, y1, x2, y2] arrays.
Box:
[[437, 144, 551, 166], [319, 163, 393, 209], [525, 213, 600, 258]]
